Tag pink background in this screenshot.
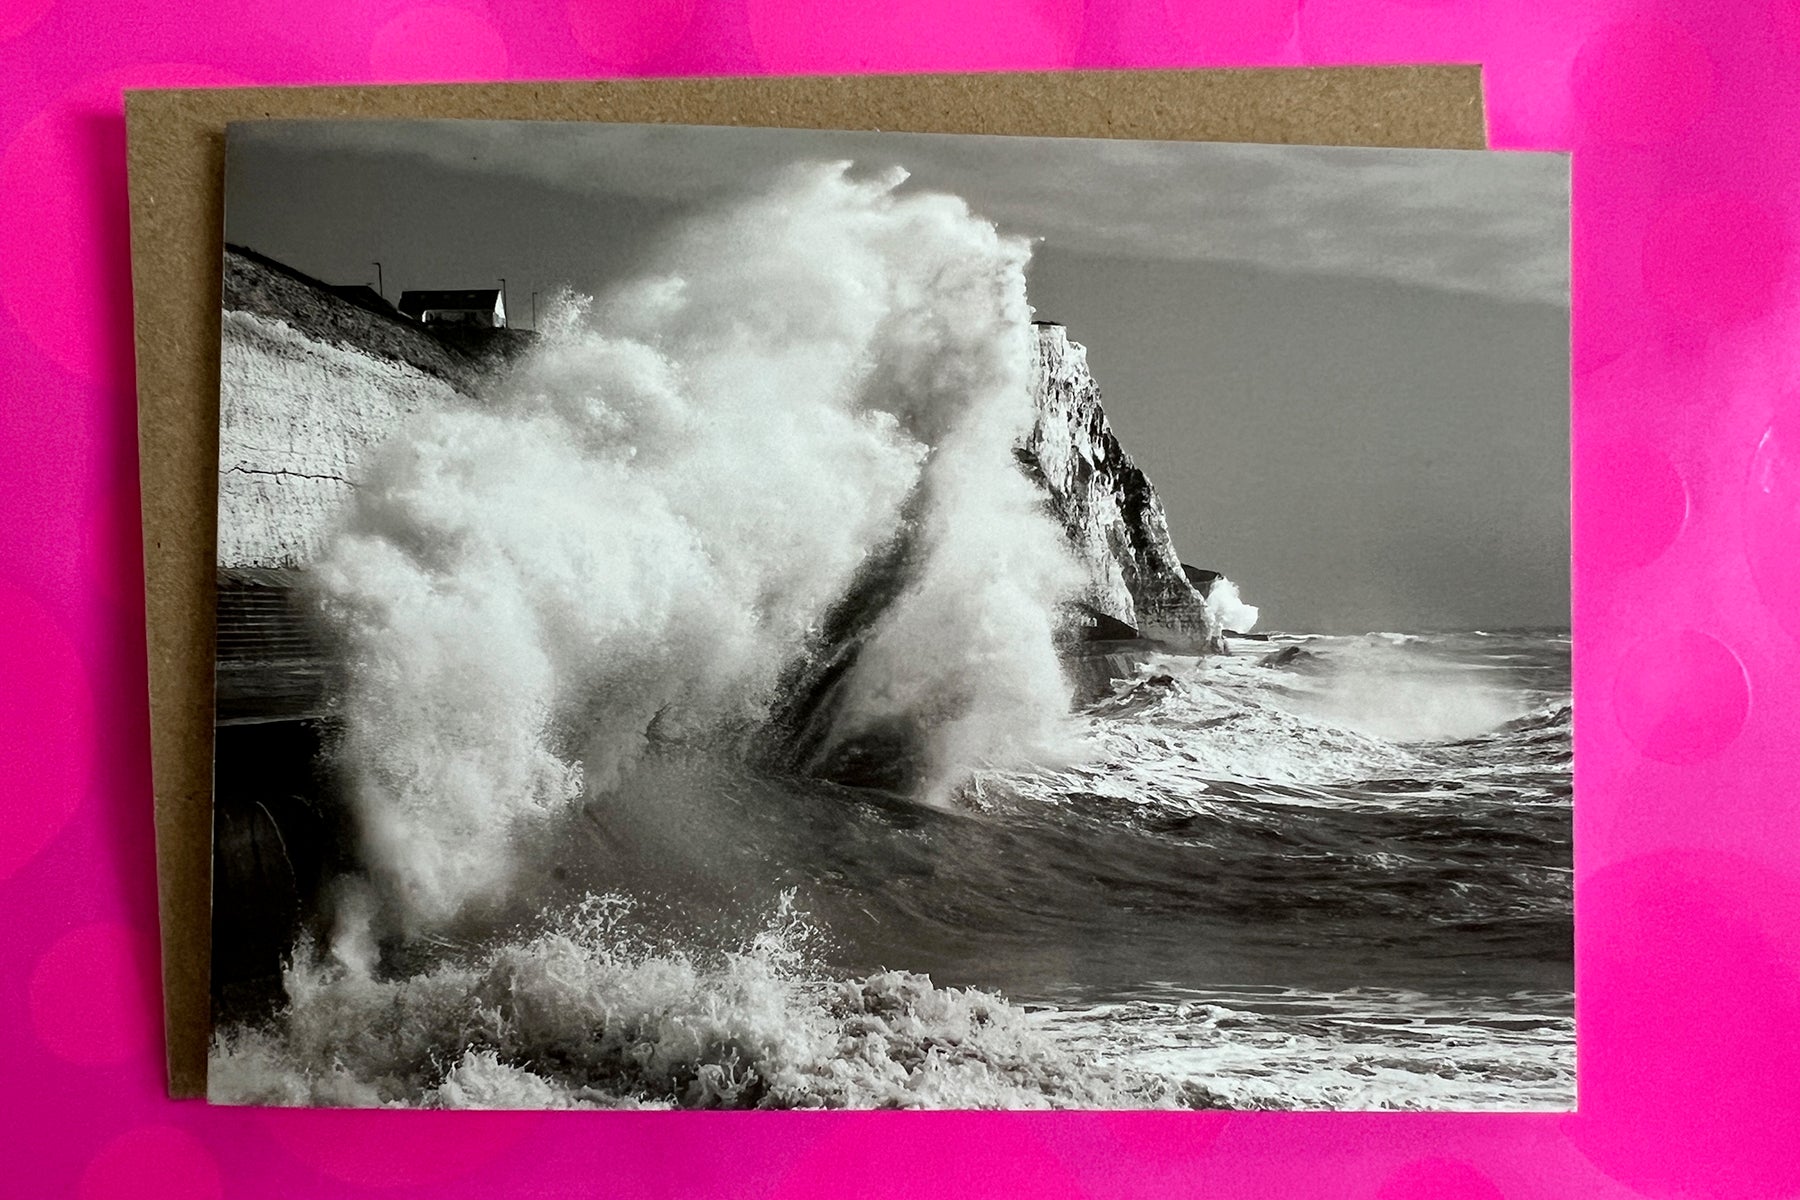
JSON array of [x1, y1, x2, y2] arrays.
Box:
[[3, 0, 1797, 1194]]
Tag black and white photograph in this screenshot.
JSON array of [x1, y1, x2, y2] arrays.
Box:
[[206, 119, 1572, 1110]]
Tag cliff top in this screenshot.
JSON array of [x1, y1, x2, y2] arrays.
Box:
[[222, 246, 531, 391]]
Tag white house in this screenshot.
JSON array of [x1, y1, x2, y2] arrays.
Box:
[[396, 287, 507, 329]]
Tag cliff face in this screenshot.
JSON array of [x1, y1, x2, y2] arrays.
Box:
[[218, 309, 468, 567], [218, 249, 532, 568], [1020, 323, 1218, 648]]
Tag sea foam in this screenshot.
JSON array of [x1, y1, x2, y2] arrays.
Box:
[[208, 894, 1171, 1110]]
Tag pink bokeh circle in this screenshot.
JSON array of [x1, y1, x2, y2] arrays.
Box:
[[1747, 403, 1800, 641], [1571, 17, 1714, 147], [567, 0, 695, 70], [27, 922, 158, 1066], [2, 360, 106, 608], [1376, 1157, 1506, 1200], [1577, 438, 1688, 575], [1576, 437, 1684, 575], [0, 577, 94, 880], [1565, 852, 1800, 1199], [370, 7, 509, 81], [1612, 629, 1749, 764], [262, 1108, 541, 1188], [775, 1117, 1086, 1200], [746, 0, 1085, 74], [1163, 0, 1297, 62], [0, 65, 250, 387], [1297, 0, 1479, 69], [1642, 192, 1790, 329], [77, 1127, 221, 1200]]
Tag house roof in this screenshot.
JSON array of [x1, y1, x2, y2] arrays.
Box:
[[323, 283, 394, 313], [396, 288, 502, 317]]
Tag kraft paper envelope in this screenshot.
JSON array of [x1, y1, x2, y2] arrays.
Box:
[[126, 65, 1487, 1097]]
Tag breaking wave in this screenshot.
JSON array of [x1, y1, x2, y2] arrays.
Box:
[[209, 893, 1183, 1110], [310, 162, 1084, 931]]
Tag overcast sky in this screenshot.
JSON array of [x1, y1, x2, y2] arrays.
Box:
[[225, 120, 1569, 633]]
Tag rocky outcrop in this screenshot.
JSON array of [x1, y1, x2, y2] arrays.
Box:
[[1019, 323, 1219, 649]]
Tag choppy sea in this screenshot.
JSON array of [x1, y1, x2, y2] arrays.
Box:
[[212, 629, 1572, 1110]]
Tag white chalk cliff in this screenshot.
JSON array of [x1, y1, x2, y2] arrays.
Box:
[[1021, 322, 1218, 647]]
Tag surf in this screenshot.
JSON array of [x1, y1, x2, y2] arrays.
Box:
[[208, 890, 1188, 1110]]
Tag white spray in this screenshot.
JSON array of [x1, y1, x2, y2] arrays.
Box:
[[312, 163, 1083, 929], [1205, 576, 1260, 634]]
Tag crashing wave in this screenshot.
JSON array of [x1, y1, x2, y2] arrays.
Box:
[[311, 162, 1091, 931], [209, 893, 1187, 1110]]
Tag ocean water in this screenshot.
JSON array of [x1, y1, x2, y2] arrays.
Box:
[[212, 629, 1572, 1110], [974, 628, 1575, 1109], [211, 164, 1569, 1110]]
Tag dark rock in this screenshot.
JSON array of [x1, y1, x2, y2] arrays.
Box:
[[211, 717, 356, 1027], [1181, 564, 1223, 595], [1260, 645, 1324, 672], [1058, 602, 1143, 644]]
